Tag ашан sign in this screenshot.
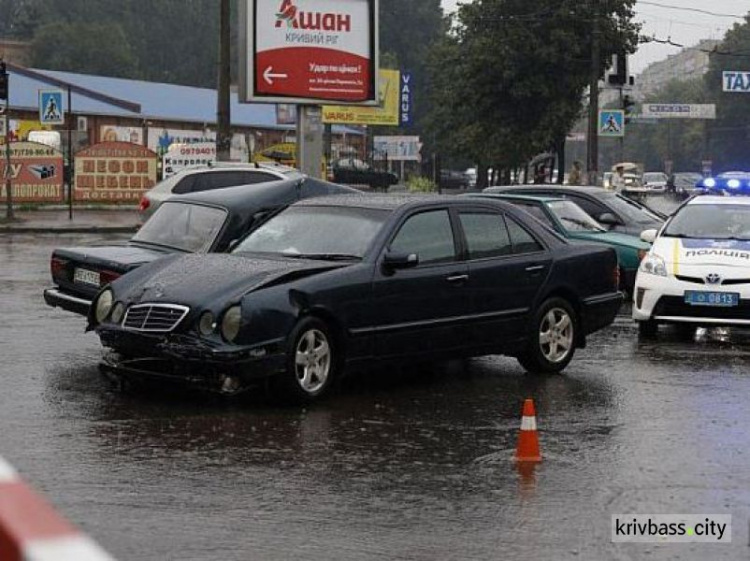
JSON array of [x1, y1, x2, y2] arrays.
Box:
[[240, 0, 377, 105]]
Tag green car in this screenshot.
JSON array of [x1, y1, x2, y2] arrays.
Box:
[[473, 193, 650, 291]]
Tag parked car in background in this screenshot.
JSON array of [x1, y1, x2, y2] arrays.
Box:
[[138, 162, 303, 217], [331, 158, 399, 190], [438, 169, 471, 190], [91, 194, 622, 402], [484, 185, 665, 236], [474, 193, 650, 291], [44, 178, 358, 317], [668, 172, 704, 199], [641, 172, 669, 192]]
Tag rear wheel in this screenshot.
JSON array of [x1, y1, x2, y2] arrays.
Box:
[[637, 319, 658, 338], [273, 317, 337, 404], [517, 298, 577, 374]]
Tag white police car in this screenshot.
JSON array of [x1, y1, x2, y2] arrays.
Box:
[[633, 191, 750, 336]]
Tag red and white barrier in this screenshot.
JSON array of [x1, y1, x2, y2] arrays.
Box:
[[0, 455, 115, 561]]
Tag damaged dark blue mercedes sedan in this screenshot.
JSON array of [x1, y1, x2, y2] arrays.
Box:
[[90, 194, 623, 402]]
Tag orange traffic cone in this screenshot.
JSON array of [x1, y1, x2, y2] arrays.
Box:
[[515, 398, 542, 462]]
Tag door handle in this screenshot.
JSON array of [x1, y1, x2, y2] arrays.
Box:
[[525, 265, 545, 272], [446, 274, 469, 284]]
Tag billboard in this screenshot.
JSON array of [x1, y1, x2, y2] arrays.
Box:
[[0, 141, 64, 203], [100, 125, 144, 144], [642, 104, 716, 119], [162, 142, 216, 178], [74, 142, 158, 202], [239, 0, 378, 104], [322, 69, 398, 125], [373, 135, 421, 161]]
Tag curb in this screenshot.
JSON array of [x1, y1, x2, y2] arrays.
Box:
[[0, 455, 116, 561], [0, 226, 139, 234]]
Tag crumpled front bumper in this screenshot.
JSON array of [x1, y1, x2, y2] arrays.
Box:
[[96, 326, 287, 393]]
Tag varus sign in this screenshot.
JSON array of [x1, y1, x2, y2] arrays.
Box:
[[722, 71, 750, 92], [239, 0, 378, 105]]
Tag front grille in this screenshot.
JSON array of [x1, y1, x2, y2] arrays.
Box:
[[123, 303, 190, 332], [675, 275, 750, 286], [654, 296, 750, 321]]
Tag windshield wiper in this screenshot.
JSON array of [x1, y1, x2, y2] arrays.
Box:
[[283, 253, 361, 261]]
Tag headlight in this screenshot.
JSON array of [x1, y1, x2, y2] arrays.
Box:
[[640, 253, 667, 277], [221, 306, 242, 342], [110, 302, 126, 324], [94, 289, 114, 323], [198, 311, 215, 336]]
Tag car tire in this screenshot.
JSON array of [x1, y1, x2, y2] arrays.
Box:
[[517, 297, 577, 374], [637, 319, 658, 338], [274, 317, 337, 404]]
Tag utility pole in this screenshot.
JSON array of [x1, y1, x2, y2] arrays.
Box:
[[586, 0, 601, 186], [1, 61, 12, 220], [216, 0, 231, 162]]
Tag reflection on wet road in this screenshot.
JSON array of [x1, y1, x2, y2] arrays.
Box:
[[1, 229, 749, 560]]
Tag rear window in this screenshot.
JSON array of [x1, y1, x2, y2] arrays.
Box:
[[133, 202, 227, 252]]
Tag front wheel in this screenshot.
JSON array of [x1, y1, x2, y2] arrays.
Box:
[[273, 317, 337, 404], [517, 298, 577, 374]]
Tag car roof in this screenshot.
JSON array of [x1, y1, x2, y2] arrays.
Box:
[[485, 184, 614, 197], [176, 161, 302, 177], [686, 195, 750, 206], [477, 193, 565, 204], [167, 178, 355, 212], [294, 192, 517, 212]]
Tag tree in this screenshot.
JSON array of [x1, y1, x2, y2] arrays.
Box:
[[704, 14, 750, 171], [424, 0, 640, 184], [30, 22, 139, 78]]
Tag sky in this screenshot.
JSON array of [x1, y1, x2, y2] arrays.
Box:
[[440, 0, 749, 74]]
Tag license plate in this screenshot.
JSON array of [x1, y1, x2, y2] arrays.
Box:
[[74, 268, 100, 286], [684, 291, 739, 307]]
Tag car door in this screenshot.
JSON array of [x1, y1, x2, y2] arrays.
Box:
[[459, 209, 552, 349], [372, 208, 471, 358]]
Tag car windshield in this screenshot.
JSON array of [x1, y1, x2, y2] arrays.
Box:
[[132, 202, 227, 252], [546, 200, 605, 232], [643, 173, 667, 183], [674, 173, 703, 188], [234, 205, 389, 259], [664, 204, 750, 240], [606, 193, 662, 223]]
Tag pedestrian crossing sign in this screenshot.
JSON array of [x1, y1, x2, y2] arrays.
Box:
[[598, 109, 624, 137], [39, 89, 64, 125]]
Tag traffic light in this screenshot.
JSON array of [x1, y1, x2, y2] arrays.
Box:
[[622, 95, 635, 124], [0, 61, 7, 101]]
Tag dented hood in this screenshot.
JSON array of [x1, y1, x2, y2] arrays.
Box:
[[112, 253, 345, 306]]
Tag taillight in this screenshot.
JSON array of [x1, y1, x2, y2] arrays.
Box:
[[50, 256, 68, 279], [100, 270, 121, 286], [138, 196, 150, 212]]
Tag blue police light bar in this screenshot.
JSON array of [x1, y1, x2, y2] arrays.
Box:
[[695, 172, 750, 194]]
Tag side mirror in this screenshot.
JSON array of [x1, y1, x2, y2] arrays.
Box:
[[640, 229, 657, 244], [382, 252, 419, 272], [228, 238, 241, 251], [597, 212, 620, 226]]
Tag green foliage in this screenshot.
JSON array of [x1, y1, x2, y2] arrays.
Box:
[[704, 15, 750, 171], [407, 176, 437, 192], [31, 22, 138, 78], [424, 0, 640, 174]]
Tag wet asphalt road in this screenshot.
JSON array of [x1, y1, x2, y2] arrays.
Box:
[[2, 222, 750, 560]]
